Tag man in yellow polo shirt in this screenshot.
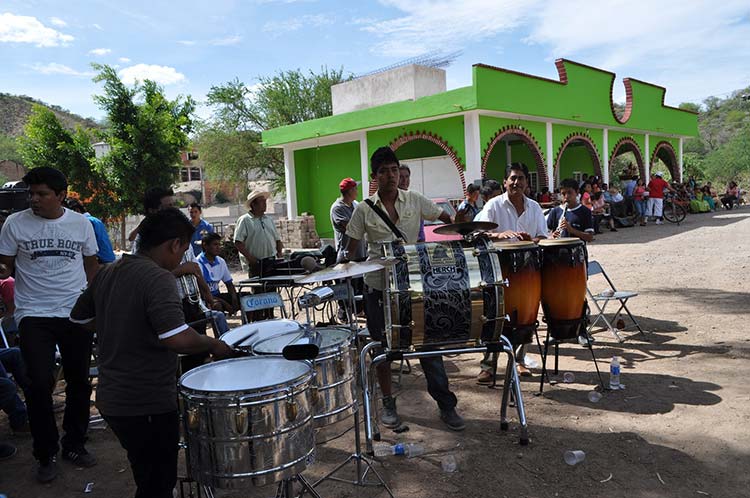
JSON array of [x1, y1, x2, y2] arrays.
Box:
[[345, 146, 465, 431], [234, 189, 282, 277]]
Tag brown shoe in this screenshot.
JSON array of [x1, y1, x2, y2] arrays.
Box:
[[516, 364, 532, 377], [476, 370, 494, 384]]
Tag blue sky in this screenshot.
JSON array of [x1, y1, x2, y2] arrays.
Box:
[[1, 0, 749, 122]]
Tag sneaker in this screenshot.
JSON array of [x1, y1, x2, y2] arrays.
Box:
[[476, 370, 494, 384], [610, 228, 618, 232], [62, 447, 97, 468], [655, 219, 663, 225], [440, 408, 466, 431], [516, 364, 532, 377], [380, 397, 401, 428], [37, 457, 59, 483], [0, 442, 17, 460]]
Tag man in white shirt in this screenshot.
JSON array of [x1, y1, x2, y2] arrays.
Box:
[[345, 147, 465, 431], [0, 167, 99, 482], [475, 163, 548, 383]]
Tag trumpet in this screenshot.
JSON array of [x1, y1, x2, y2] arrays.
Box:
[[179, 253, 211, 315]]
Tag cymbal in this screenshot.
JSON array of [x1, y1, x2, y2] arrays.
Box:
[[294, 259, 396, 284], [433, 221, 498, 236]]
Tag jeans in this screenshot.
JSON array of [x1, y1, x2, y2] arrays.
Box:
[[104, 411, 179, 498], [0, 347, 28, 430], [18, 317, 93, 461], [635, 199, 647, 217], [364, 287, 457, 411]]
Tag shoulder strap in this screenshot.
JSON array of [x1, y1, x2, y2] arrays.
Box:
[[364, 199, 405, 240]]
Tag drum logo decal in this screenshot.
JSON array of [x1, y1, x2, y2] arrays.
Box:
[[427, 245, 457, 275]]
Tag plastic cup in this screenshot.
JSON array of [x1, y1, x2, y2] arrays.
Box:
[[441, 454, 458, 473], [564, 450, 586, 466], [563, 372, 575, 383], [587, 391, 602, 403]]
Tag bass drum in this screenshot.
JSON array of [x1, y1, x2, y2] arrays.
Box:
[[219, 319, 303, 354], [494, 241, 542, 345], [381, 238, 503, 351], [253, 327, 356, 442], [539, 238, 588, 340], [179, 357, 315, 488]]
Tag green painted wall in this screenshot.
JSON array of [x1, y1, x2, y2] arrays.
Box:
[[394, 139, 446, 160], [478, 116, 547, 161], [366, 116, 467, 171], [559, 145, 596, 180], [608, 130, 645, 163], [484, 141, 541, 183], [552, 124, 603, 169], [294, 141, 361, 239]]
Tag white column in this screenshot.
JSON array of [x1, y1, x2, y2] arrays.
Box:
[[505, 141, 512, 166], [545, 122, 554, 191], [644, 134, 650, 179], [463, 112, 482, 185], [359, 133, 370, 197], [283, 147, 297, 220], [678, 137, 684, 182], [602, 128, 609, 185]]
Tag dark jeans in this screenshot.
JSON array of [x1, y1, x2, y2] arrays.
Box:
[[0, 347, 28, 430], [18, 317, 93, 461], [104, 411, 179, 498], [364, 286, 457, 411]]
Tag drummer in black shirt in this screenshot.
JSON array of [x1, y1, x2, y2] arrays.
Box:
[[70, 209, 233, 498], [546, 178, 595, 242]]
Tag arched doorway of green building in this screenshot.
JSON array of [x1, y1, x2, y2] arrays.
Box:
[[651, 141, 680, 182], [555, 134, 602, 187], [610, 137, 646, 183], [367, 131, 467, 200], [481, 127, 547, 194]]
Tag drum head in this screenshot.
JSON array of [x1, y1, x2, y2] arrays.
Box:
[[538, 237, 582, 247], [495, 241, 537, 250], [254, 328, 351, 355], [220, 320, 302, 349], [180, 357, 310, 392]]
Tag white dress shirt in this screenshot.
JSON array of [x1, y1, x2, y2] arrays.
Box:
[[476, 192, 548, 239]]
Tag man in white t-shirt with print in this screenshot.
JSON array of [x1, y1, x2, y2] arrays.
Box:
[[0, 167, 99, 483]]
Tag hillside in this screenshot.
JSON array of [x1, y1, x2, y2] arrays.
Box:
[[0, 93, 100, 137]]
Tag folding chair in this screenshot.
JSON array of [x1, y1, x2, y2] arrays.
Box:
[[586, 261, 646, 342]]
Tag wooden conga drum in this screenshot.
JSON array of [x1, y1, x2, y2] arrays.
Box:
[[495, 241, 542, 345], [538, 238, 587, 340]]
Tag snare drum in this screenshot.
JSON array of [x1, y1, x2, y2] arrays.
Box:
[[538, 238, 587, 340], [495, 241, 542, 344], [179, 357, 315, 488], [381, 238, 503, 350], [219, 319, 303, 354], [253, 327, 356, 442]]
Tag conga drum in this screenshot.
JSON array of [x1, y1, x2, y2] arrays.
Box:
[[538, 238, 587, 340], [494, 241, 542, 345]]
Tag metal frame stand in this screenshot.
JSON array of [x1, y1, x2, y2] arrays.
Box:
[[359, 338, 530, 452], [277, 474, 321, 498]]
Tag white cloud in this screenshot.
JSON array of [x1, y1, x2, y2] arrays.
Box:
[[88, 47, 112, 56], [49, 17, 67, 27], [119, 64, 186, 85], [118, 57, 131, 63], [0, 13, 74, 47], [178, 40, 197, 46], [209, 35, 242, 46], [263, 14, 334, 35], [29, 62, 93, 77], [92, 23, 103, 30]]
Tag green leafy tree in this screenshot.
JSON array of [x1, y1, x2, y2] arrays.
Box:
[[18, 105, 120, 220], [0, 134, 23, 163], [92, 63, 195, 215], [704, 122, 750, 184], [200, 67, 350, 193]]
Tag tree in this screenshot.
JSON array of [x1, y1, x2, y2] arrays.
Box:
[[704, 122, 750, 184], [0, 134, 23, 163], [199, 67, 351, 193], [92, 63, 195, 216], [18, 105, 120, 220]]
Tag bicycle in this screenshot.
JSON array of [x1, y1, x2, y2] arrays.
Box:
[[662, 192, 687, 224]]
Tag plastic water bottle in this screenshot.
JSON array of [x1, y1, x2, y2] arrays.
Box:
[[609, 356, 621, 390], [373, 442, 425, 458]]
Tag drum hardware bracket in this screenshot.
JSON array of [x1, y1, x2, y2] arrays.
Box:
[[480, 314, 510, 324]]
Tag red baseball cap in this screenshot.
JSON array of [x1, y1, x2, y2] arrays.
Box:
[[339, 178, 358, 192]]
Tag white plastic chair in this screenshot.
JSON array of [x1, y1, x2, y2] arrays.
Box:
[[586, 261, 645, 342]]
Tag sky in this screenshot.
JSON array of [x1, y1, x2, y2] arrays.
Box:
[[1, 0, 749, 122]]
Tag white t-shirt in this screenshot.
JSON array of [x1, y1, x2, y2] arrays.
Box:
[[0, 208, 98, 322], [475, 192, 548, 239], [196, 253, 233, 296]]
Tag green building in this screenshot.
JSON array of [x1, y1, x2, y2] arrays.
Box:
[[263, 59, 698, 239]]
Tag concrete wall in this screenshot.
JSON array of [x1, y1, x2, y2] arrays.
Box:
[[332, 64, 446, 115]]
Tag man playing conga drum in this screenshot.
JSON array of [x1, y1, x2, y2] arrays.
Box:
[[344, 147, 465, 431]]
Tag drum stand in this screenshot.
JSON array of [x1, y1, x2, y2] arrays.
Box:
[[536, 302, 606, 394], [277, 474, 321, 498]]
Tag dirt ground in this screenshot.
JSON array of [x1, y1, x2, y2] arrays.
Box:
[[1, 207, 749, 498]]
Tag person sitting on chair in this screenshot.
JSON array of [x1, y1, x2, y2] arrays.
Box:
[[197, 232, 238, 335], [344, 146, 465, 431]]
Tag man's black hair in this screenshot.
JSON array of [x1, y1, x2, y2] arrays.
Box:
[[398, 164, 410, 172], [480, 179, 503, 198], [22, 167, 68, 195], [64, 198, 85, 213], [466, 183, 480, 194], [189, 202, 202, 211], [592, 191, 603, 201], [370, 146, 399, 176], [560, 178, 580, 192], [202, 232, 222, 245], [143, 186, 174, 214], [505, 162, 529, 180], [137, 208, 194, 252]]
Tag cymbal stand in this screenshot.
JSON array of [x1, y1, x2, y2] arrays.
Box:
[[278, 474, 321, 498]]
